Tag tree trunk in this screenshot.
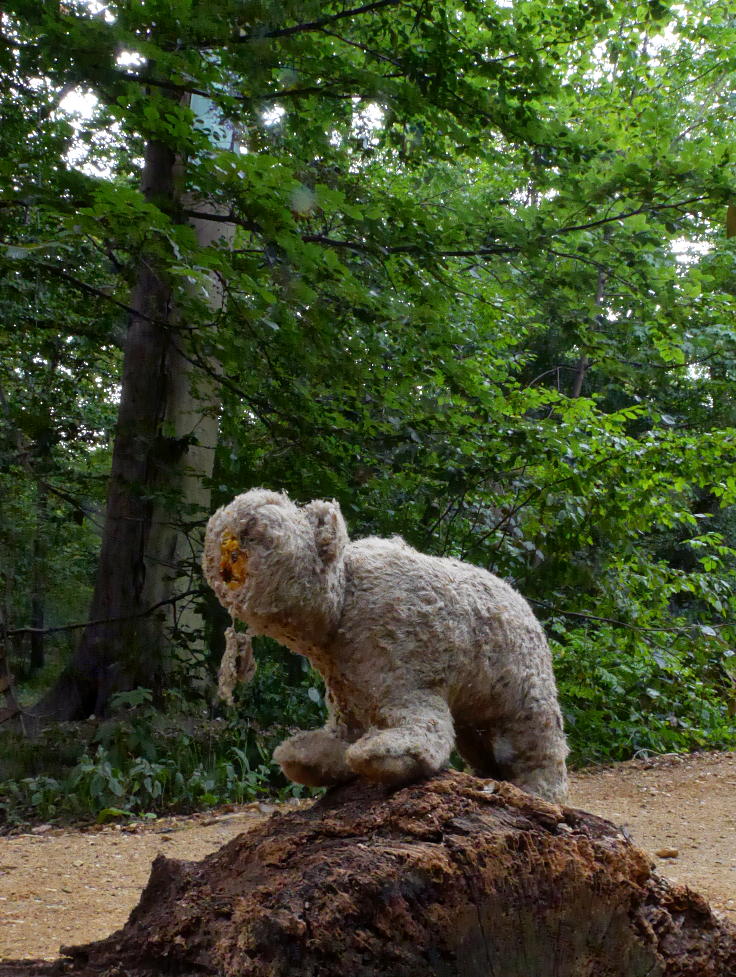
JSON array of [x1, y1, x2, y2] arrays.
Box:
[[571, 265, 607, 399], [30, 90, 236, 721], [0, 608, 21, 727], [29, 482, 48, 674], [29, 137, 177, 721], [21, 772, 735, 977], [140, 198, 233, 679], [140, 92, 237, 673]]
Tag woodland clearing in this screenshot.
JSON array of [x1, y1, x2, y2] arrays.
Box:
[[0, 751, 734, 963]]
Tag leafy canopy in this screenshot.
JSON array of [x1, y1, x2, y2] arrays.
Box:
[[1, 0, 735, 766]]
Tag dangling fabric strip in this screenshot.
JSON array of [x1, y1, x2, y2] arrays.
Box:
[[218, 621, 257, 705]]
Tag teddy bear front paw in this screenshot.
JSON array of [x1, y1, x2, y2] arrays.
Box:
[[273, 729, 355, 787], [347, 751, 424, 785], [346, 731, 442, 785]]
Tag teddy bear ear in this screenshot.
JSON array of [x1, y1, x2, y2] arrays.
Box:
[[304, 499, 348, 564]]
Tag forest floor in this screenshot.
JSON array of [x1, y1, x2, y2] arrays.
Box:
[[0, 750, 734, 962]]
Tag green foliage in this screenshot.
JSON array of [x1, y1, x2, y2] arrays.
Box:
[[0, 743, 272, 826], [555, 626, 736, 764], [0, 688, 312, 826], [220, 637, 327, 728], [1, 0, 735, 788]]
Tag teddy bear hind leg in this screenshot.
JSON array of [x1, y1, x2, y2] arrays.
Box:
[[273, 727, 356, 787], [345, 698, 455, 786], [455, 714, 568, 804]]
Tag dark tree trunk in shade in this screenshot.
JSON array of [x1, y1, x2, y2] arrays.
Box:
[[28, 86, 235, 723], [6, 772, 733, 977], [25, 479, 50, 676], [30, 138, 178, 721], [29, 487, 46, 674]]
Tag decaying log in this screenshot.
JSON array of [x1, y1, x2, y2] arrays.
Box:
[[4, 771, 736, 977]]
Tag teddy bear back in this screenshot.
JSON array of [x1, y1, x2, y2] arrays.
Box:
[[338, 533, 549, 661]]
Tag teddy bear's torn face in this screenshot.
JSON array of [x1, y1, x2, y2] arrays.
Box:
[[205, 496, 299, 612], [203, 489, 350, 646]]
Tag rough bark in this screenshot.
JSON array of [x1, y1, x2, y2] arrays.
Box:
[[7, 772, 734, 977], [30, 137, 178, 721]]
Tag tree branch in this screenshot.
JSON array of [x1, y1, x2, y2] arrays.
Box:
[[301, 233, 518, 257], [7, 590, 201, 637], [38, 262, 146, 319], [181, 208, 258, 232], [195, 0, 406, 48], [544, 249, 637, 289], [37, 263, 214, 337], [317, 26, 404, 68], [551, 196, 708, 238], [112, 68, 361, 104], [531, 600, 734, 635]]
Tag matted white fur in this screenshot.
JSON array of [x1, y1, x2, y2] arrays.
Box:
[[203, 489, 568, 802]]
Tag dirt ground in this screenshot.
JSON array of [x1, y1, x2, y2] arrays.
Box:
[[1, 751, 734, 963]]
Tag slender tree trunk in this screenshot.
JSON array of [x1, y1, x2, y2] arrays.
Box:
[[29, 482, 47, 673], [0, 608, 21, 727], [572, 266, 606, 399], [571, 351, 589, 399]]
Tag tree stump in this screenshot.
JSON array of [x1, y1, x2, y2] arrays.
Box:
[[7, 772, 736, 977]]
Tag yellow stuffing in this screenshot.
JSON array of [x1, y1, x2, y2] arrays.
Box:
[[219, 531, 248, 589]]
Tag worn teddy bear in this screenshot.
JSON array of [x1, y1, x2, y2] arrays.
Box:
[[203, 489, 568, 802]]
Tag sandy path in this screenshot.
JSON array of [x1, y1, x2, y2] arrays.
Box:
[[567, 750, 736, 917], [1, 752, 734, 962], [0, 803, 279, 961]]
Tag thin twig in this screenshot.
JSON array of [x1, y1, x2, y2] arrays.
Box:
[[8, 589, 201, 637], [531, 600, 734, 635], [194, 0, 405, 48]]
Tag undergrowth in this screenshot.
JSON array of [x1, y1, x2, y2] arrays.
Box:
[[3, 625, 735, 827], [554, 625, 736, 765], [0, 646, 327, 828]]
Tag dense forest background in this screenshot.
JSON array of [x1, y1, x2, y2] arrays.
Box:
[[1, 0, 735, 822]]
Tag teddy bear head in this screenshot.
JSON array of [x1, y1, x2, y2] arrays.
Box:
[[203, 489, 348, 653]]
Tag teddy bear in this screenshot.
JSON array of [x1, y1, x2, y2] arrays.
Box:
[[203, 489, 568, 802]]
